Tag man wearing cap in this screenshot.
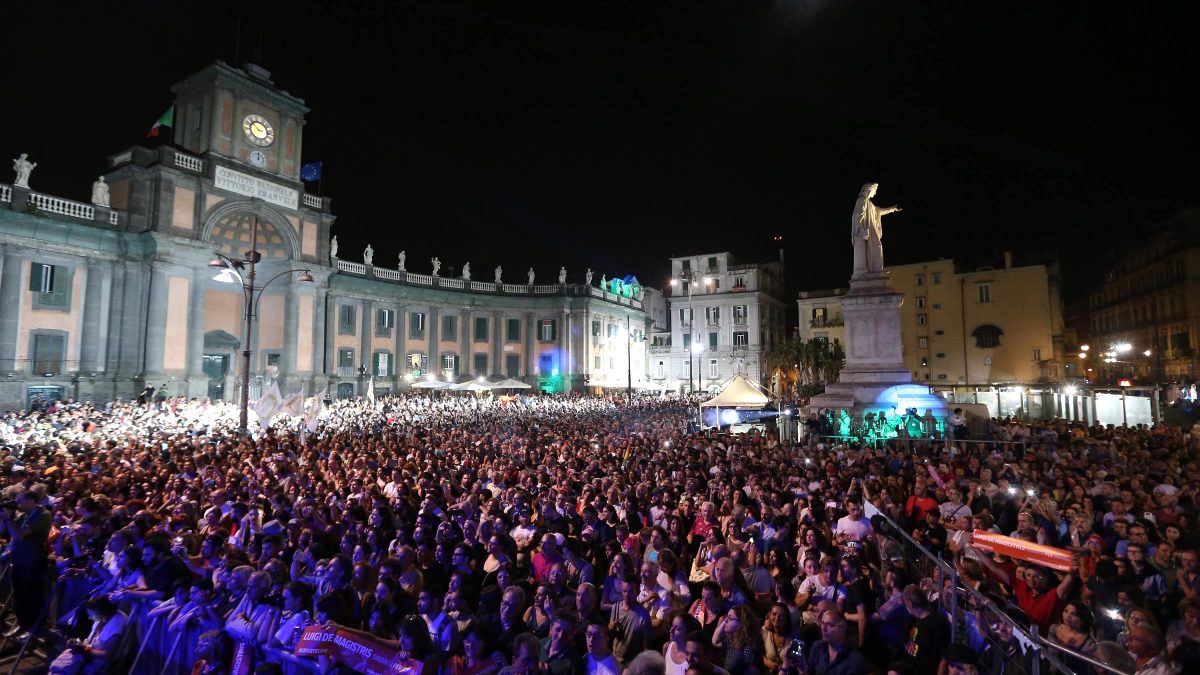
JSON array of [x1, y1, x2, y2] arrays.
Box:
[[942, 642, 980, 675]]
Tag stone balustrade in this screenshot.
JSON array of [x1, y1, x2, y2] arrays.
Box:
[[328, 259, 644, 309]]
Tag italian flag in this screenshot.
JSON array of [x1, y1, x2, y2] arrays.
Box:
[[147, 106, 174, 138]]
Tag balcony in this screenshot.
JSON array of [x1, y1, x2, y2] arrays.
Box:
[[336, 366, 359, 378], [810, 317, 844, 328], [731, 285, 748, 293], [649, 345, 671, 354]]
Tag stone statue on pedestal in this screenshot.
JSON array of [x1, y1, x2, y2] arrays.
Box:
[[558, 267, 567, 284], [431, 257, 441, 276], [494, 266, 503, 284], [461, 262, 471, 280], [585, 268, 593, 286], [90, 176, 109, 207], [11, 153, 36, 188], [852, 182, 901, 276], [330, 235, 339, 260], [527, 268, 536, 285], [398, 250, 406, 271], [363, 244, 374, 266], [600, 274, 607, 291]]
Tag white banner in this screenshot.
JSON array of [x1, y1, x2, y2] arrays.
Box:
[[214, 165, 299, 210]]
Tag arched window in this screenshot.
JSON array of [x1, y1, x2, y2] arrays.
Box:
[[972, 324, 1003, 349]]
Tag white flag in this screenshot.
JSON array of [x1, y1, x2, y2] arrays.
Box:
[[280, 390, 305, 417], [253, 382, 283, 423], [304, 387, 326, 433], [367, 376, 375, 404]]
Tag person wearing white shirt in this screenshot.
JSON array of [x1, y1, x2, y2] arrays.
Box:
[[584, 620, 620, 675], [834, 501, 872, 543]]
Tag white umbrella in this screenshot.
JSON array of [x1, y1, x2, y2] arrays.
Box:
[[494, 378, 532, 389], [451, 380, 498, 391], [412, 380, 452, 389]]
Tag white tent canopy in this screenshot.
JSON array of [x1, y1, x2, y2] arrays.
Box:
[[450, 380, 498, 391], [494, 378, 532, 389], [412, 380, 452, 390], [700, 374, 771, 409]]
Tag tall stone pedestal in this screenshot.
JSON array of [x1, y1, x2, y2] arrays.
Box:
[[811, 271, 947, 428]]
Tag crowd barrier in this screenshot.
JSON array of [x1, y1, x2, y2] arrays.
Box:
[[869, 505, 1129, 675]]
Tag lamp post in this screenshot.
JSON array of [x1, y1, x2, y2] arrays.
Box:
[[209, 214, 314, 436], [669, 271, 712, 395], [623, 315, 648, 399]]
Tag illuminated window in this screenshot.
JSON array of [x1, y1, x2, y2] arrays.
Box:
[[709, 359, 718, 379]]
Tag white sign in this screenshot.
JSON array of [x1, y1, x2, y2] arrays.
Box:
[[213, 165, 298, 210]]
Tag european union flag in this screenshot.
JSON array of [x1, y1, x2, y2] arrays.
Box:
[[300, 161, 323, 182]]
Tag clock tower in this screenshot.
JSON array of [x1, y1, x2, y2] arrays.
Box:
[[169, 62, 308, 180]]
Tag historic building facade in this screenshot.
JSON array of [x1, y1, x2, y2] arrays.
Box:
[[1088, 208, 1200, 384], [797, 253, 1067, 386], [649, 252, 787, 393], [0, 62, 648, 410]]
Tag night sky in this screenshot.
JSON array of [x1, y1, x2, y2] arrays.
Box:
[[3, 1, 1197, 309]]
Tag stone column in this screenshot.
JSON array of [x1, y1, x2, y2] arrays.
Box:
[[525, 312, 536, 377], [394, 303, 406, 385], [460, 309, 472, 376], [560, 309, 571, 391], [143, 265, 171, 376], [321, 290, 334, 379], [282, 281, 299, 386], [0, 247, 24, 372], [185, 267, 207, 391], [583, 309, 592, 383], [493, 311, 503, 377], [360, 299, 373, 379], [428, 307, 440, 375]]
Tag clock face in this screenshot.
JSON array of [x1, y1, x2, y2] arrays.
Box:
[[249, 150, 267, 168], [242, 114, 275, 147]]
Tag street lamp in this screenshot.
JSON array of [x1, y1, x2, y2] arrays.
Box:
[[209, 214, 314, 435], [621, 316, 647, 398], [669, 271, 712, 395]]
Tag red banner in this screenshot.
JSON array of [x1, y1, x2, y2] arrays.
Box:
[[294, 625, 423, 674], [971, 530, 1074, 572]]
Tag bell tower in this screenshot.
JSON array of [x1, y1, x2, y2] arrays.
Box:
[[168, 62, 309, 180]]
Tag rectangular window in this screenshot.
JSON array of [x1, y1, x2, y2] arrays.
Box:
[[30, 263, 54, 293], [338, 305, 356, 335], [31, 333, 64, 375], [734, 305, 748, 323], [682, 333, 692, 352], [977, 283, 992, 303], [609, 357, 615, 370], [594, 355, 602, 370], [709, 332, 718, 349], [656, 361, 665, 378], [375, 309, 394, 337], [681, 260, 691, 273], [733, 276, 746, 288], [679, 308, 693, 324], [592, 320, 601, 337], [733, 331, 748, 347], [505, 354, 520, 377], [442, 353, 458, 374], [707, 256, 718, 271], [406, 352, 428, 375], [705, 307, 720, 324], [917, 314, 927, 326], [916, 275, 925, 286], [916, 297, 926, 309], [683, 361, 691, 378], [933, 273, 942, 284], [441, 315, 457, 341], [410, 312, 426, 339], [539, 319, 556, 342], [373, 352, 391, 377], [473, 353, 488, 373], [338, 348, 354, 369], [1033, 348, 1042, 361], [708, 359, 718, 379], [919, 337, 929, 349], [506, 318, 521, 342], [474, 317, 488, 342]]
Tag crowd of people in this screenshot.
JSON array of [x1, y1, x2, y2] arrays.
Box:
[[0, 391, 1198, 674]]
